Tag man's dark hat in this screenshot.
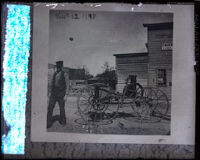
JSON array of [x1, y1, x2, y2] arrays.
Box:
[[56, 61, 63, 66]]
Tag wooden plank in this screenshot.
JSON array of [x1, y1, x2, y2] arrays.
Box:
[[117, 68, 148, 71], [117, 77, 148, 82], [117, 63, 148, 66], [117, 63, 148, 67], [117, 62, 148, 65], [148, 29, 173, 40], [116, 58, 149, 64]]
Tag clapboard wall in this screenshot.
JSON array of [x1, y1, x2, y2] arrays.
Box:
[[144, 23, 173, 99], [114, 22, 173, 99], [114, 53, 148, 93]]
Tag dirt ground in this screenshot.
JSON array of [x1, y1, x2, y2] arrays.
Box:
[[47, 96, 170, 135]]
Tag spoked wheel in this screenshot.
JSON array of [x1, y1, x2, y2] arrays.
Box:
[[123, 83, 144, 99], [129, 87, 166, 123], [151, 88, 170, 120], [77, 86, 93, 121], [141, 87, 170, 122], [77, 85, 119, 126], [130, 97, 150, 120], [143, 87, 158, 114], [129, 96, 159, 123]]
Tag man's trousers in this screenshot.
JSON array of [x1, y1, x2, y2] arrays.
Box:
[[47, 94, 66, 128]]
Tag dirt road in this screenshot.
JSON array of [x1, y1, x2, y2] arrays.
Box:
[[47, 96, 170, 135]]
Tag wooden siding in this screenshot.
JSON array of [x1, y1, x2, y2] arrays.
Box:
[[116, 56, 149, 64], [116, 56, 148, 93], [147, 28, 173, 99], [114, 24, 173, 99]]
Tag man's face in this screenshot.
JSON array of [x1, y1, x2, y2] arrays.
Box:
[[56, 65, 62, 72]]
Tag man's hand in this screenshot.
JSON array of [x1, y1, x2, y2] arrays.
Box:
[[64, 94, 68, 101], [48, 92, 51, 98]]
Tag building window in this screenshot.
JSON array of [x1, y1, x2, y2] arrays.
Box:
[[157, 69, 166, 86]]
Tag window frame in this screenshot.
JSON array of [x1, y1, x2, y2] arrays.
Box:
[[156, 68, 167, 87]]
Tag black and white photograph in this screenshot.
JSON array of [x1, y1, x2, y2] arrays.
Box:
[[46, 10, 173, 135], [31, 4, 195, 144]]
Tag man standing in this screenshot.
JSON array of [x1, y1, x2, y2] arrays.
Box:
[[47, 61, 69, 128]]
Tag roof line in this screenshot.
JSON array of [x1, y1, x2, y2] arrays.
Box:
[[143, 22, 173, 30], [113, 52, 148, 57]]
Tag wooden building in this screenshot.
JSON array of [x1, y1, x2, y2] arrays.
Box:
[[114, 52, 149, 91], [114, 22, 173, 99]]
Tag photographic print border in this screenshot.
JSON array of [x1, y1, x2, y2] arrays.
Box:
[[31, 3, 195, 145]]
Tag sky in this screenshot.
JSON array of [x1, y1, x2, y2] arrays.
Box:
[[49, 10, 173, 76]]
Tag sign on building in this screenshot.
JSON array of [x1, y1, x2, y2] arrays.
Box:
[[161, 42, 172, 50]]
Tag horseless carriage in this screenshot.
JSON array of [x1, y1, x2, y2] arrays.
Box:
[[76, 75, 170, 127]]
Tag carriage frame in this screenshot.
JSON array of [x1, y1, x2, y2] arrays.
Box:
[[76, 75, 170, 125]]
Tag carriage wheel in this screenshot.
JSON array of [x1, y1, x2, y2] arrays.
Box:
[[143, 87, 158, 114], [128, 87, 163, 123], [123, 83, 144, 98], [151, 88, 170, 120], [130, 97, 151, 120], [129, 96, 161, 123], [77, 86, 119, 126], [77, 86, 93, 121]]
